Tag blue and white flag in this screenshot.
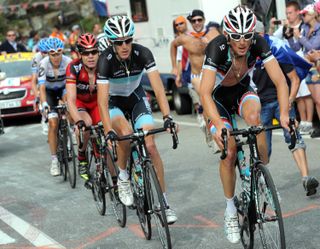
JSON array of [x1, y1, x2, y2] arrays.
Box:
[[263, 34, 312, 81], [92, 0, 108, 17]]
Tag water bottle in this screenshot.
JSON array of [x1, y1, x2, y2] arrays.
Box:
[[238, 150, 250, 177], [132, 150, 143, 186]]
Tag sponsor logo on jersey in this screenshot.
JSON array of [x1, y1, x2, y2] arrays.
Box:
[[107, 54, 112, 60]]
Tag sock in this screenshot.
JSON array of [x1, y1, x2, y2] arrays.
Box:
[[300, 121, 306, 126], [119, 168, 129, 181], [163, 192, 169, 207], [305, 122, 313, 128], [78, 150, 86, 161], [302, 176, 309, 182], [225, 196, 237, 215], [51, 155, 57, 161]]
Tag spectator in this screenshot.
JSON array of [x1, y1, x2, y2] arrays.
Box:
[[269, 1, 314, 135], [0, 30, 27, 54], [27, 30, 40, 52], [289, 4, 320, 137], [92, 23, 102, 37], [50, 24, 68, 44], [69, 24, 81, 59]]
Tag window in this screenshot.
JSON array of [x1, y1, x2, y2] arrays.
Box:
[[130, 0, 148, 22]]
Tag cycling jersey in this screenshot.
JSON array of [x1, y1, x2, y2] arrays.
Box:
[[203, 34, 274, 86], [31, 52, 45, 74], [66, 59, 97, 103], [96, 43, 157, 96], [66, 59, 100, 124], [38, 55, 72, 90]]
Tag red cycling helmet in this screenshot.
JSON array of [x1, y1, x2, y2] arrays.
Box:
[[76, 33, 98, 52]]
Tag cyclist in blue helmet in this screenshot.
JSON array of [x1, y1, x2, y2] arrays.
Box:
[[38, 37, 72, 176], [37, 38, 49, 53]]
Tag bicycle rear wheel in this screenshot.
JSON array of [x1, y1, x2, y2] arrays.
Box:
[[104, 148, 127, 227], [66, 126, 76, 188], [91, 158, 106, 216], [145, 161, 172, 249], [253, 163, 285, 249], [59, 130, 67, 181]]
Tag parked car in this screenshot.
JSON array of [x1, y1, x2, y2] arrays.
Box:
[[141, 73, 192, 115], [0, 52, 39, 119]]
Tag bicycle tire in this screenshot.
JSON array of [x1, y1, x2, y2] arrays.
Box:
[[60, 129, 68, 181], [65, 127, 76, 188], [253, 163, 285, 249], [239, 199, 255, 249], [133, 158, 151, 240], [145, 161, 172, 249], [104, 148, 127, 227], [91, 158, 107, 216]]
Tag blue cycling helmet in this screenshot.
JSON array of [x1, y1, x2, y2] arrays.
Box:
[[38, 38, 48, 53], [104, 15, 135, 40], [46, 37, 64, 52]]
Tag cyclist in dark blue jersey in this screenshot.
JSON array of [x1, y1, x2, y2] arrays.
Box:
[[200, 6, 290, 243]]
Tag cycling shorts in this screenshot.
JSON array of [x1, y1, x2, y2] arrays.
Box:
[[46, 88, 66, 118], [209, 79, 260, 134], [77, 99, 100, 125], [109, 85, 154, 130]]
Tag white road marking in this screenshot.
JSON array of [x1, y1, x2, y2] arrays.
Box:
[[0, 230, 15, 244], [0, 206, 65, 248]]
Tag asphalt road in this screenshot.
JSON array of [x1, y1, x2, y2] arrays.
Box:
[[0, 113, 319, 249]]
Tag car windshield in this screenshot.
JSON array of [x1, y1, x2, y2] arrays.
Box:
[[0, 60, 31, 78]]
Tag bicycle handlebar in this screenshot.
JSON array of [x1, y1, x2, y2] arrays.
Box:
[[78, 123, 104, 149], [111, 126, 179, 162], [220, 118, 297, 160]]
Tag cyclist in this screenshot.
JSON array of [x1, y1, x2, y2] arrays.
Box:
[[31, 38, 49, 135], [199, 6, 290, 243], [66, 33, 100, 181], [96, 33, 110, 52], [39, 37, 72, 176], [97, 15, 178, 224]]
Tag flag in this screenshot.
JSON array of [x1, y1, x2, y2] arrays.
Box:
[[92, 0, 108, 17], [263, 34, 312, 81]]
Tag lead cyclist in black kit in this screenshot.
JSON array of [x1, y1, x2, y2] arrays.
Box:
[[97, 16, 178, 224], [200, 6, 291, 243]]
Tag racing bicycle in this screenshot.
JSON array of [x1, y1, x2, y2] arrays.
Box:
[[220, 115, 296, 249], [54, 104, 77, 188], [111, 126, 178, 249], [79, 124, 126, 227]]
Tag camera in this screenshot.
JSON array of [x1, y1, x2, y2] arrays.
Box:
[[273, 20, 282, 25]]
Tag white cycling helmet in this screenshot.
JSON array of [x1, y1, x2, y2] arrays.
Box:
[[96, 33, 110, 52], [223, 5, 256, 34], [104, 15, 135, 40]]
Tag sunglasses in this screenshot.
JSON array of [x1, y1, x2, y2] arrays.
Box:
[[81, 50, 99, 56], [49, 51, 62, 57], [229, 32, 254, 41], [112, 38, 133, 46], [7, 34, 16, 37], [191, 18, 203, 24], [175, 22, 185, 27]]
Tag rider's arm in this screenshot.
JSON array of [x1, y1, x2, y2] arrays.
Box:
[[31, 73, 38, 99], [286, 68, 300, 108], [170, 37, 182, 75], [66, 84, 81, 123], [38, 61, 47, 105], [264, 59, 290, 129], [148, 70, 170, 117], [96, 55, 112, 134]]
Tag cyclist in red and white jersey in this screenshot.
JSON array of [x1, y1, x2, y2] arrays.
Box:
[[66, 33, 100, 181]]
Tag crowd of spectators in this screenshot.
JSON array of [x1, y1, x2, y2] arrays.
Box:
[[268, 0, 320, 138]]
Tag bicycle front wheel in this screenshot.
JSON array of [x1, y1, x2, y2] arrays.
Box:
[[104, 148, 127, 227], [145, 161, 172, 249], [253, 163, 285, 249], [66, 126, 76, 188], [91, 159, 106, 216]]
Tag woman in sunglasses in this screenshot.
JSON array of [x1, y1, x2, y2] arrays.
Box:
[[66, 33, 101, 181], [97, 15, 178, 224], [199, 5, 290, 244], [38, 37, 72, 177]]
